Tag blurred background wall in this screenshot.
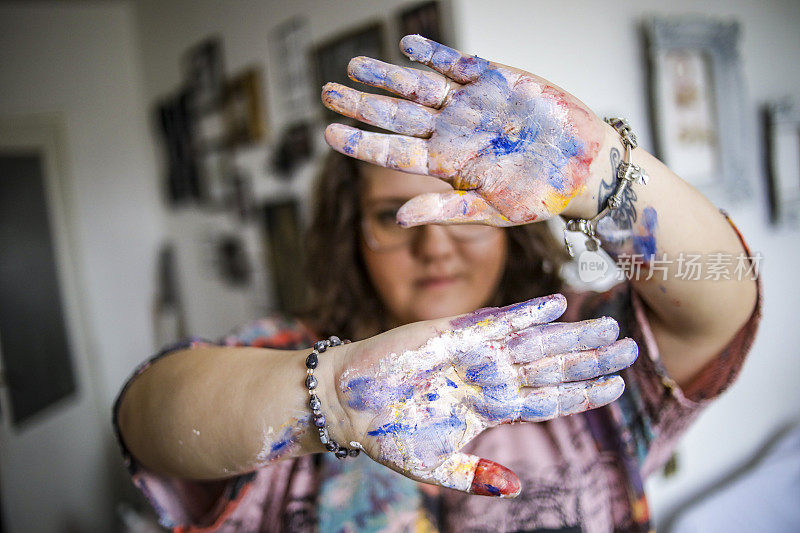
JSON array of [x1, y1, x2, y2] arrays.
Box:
[[0, 0, 798, 531]]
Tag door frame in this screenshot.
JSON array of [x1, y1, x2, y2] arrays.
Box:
[[0, 113, 100, 432]]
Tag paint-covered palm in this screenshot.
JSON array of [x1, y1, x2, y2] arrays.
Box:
[[322, 35, 608, 226], [329, 294, 637, 497]]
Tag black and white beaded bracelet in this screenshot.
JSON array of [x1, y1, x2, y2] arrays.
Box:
[[305, 336, 360, 459]]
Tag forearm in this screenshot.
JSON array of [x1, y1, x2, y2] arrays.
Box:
[[563, 123, 758, 382], [116, 345, 331, 480]]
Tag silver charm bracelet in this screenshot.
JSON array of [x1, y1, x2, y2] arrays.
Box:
[[304, 336, 361, 459], [563, 117, 649, 256]]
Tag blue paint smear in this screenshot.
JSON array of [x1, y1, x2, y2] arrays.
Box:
[[367, 421, 407, 437], [344, 376, 415, 411], [430, 44, 462, 71], [270, 439, 289, 454], [343, 130, 362, 156], [353, 64, 385, 86], [268, 424, 302, 459], [486, 122, 540, 157], [465, 361, 496, 383], [477, 483, 502, 496], [642, 206, 658, 233], [472, 383, 518, 421], [367, 412, 465, 437], [633, 206, 658, 257], [325, 88, 342, 99], [439, 67, 586, 191], [520, 398, 557, 421], [425, 392, 439, 401]]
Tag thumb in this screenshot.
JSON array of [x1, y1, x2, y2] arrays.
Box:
[[397, 190, 511, 227], [427, 452, 521, 497]]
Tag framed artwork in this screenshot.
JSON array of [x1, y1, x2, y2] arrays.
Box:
[[262, 199, 306, 313], [183, 37, 226, 112], [646, 16, 749, 201], [763, 99, 800, 225], [156, 91, 202, 204], [224, 67, 267, 147], [214, 234, 252, 287], [399, 1, 444, 43], [270, 16, 314, 121], [271, 121, 313, 178], [313, 22, 387, 118]]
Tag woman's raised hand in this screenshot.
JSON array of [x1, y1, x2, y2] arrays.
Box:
[[322, 35, 608, 226], [323, 294, 637, 497]]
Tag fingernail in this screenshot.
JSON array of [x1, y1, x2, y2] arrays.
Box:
[[588, 375, 625, 406], [321, 83, 356, 113], [396, 196, 435, 226], [508, 293, 566, 330], [597, 338, 638, 373], [400, 34, 434, 62], [348, 56, 384, 85], [470, 458, 521, 497]]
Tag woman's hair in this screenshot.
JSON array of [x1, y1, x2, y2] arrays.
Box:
[[299, 150, 570, 340]]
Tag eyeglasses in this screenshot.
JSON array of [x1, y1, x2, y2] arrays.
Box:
[[361, 204, 498, 252]]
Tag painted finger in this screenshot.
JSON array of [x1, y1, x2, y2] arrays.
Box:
[[322, 83, 436, 137], [348, 56, 452, 108], [507, 316, 620, 363], [396, 190, 511, 227], [426, 452, 521, 497], [400, 35, 490, 84], [517, 375, 624, 422], [448, 294, 567, 339], [518, 338, 638, 387], [324, 123, 429, 174]]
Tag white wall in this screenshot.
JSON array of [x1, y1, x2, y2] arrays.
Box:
[[0, 2, 161, 531], [454, 0, 800, 528]]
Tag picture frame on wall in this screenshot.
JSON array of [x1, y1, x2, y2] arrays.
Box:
[[156, 90, 202, 204], [224, 67, 267, 147], [270, 16, 314, 121], [183, 37, 226, 113], [398, 1, 444, 43], [313, 22, 387, 118], [645, 16, 749, 202], [763, 99, 800, 225], [262, 199, 306, 314]]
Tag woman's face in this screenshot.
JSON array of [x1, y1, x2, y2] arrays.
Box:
[[359, 164, 508, 326]]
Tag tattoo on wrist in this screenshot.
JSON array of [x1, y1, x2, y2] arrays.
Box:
[[598, 147, 638, 230]]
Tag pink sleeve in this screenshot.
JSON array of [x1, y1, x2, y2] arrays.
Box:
[[628, 282, 761, 477], [620, 215, 763, 477]]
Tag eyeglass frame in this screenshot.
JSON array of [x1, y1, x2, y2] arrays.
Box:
[[359, 208, 501, 252]]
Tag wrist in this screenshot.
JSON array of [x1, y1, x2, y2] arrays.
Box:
[[299, 339, 358, 456], [562, 121, 624, 220]]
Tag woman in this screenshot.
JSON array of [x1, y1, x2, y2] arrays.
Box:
[[114, 36, 760, 532]]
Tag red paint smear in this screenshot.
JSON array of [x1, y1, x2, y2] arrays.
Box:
[[540, 85, 601, 192], [470, 458, 521, 497]]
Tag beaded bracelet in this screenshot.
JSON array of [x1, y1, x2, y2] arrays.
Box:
[[305, 336, 361, 459]]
